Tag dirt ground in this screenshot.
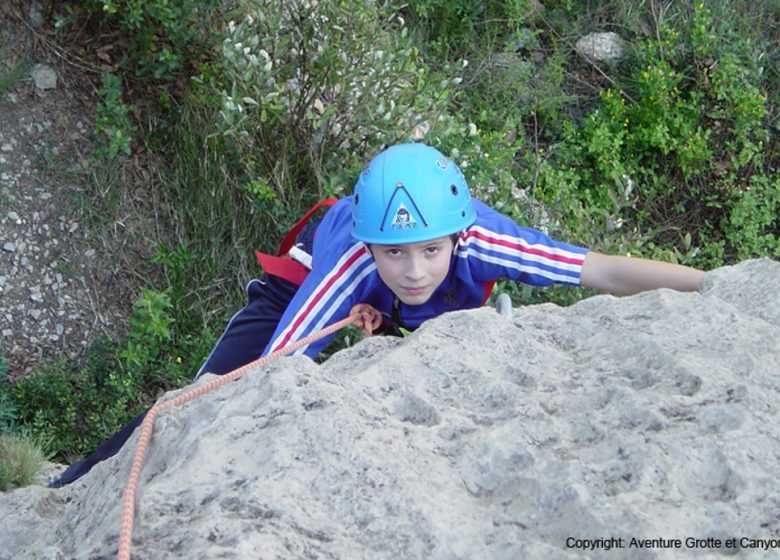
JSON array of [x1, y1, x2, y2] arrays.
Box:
[[0, 2, 158, 379]]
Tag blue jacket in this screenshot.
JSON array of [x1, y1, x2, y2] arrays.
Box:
[[264, 197, 588, 357]]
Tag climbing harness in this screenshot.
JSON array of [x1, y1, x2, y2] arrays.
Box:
[[254, 198, 338, 286], [116, 303, 381, 560]]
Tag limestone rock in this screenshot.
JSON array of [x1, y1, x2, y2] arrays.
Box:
[[30, 64, 57, 91], [575, 32, 625, 61], [1, 259, 779, 559]]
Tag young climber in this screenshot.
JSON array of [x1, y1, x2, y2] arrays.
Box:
[[51, 142, 703, 487], [195, 142, 703, 374]]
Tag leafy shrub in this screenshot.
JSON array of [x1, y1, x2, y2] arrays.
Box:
[[86, 0, 225, 82], [0, 356, 17, 433], [94, 73, 137, 159], [534, 2, 778, 267], [401, 0, 538, 61], [214, 0, 464, 232], [11, 289, 209, 460]]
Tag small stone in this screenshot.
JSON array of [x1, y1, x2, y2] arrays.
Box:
[[2, 329, 12, 337], [30, 309, 42, 320], [30, 64, 58, 91], [7, 211, 20, 222], [575, 32, 624, 62], [2, 242, 16, 252], [1, 143, 13, 152], [56, 324, 64, 336], [29, 1, 44, 28]]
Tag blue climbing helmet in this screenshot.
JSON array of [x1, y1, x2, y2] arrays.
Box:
[[351, 143, 477, 244]]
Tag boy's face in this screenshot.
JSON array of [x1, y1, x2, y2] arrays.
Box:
[[369, 235, 456, 305]]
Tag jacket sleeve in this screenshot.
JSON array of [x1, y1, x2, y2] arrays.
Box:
[[455, 200, 589, 287], [262, 201, 377, 358]]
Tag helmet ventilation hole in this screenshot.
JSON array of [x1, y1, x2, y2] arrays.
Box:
[[355, 194, 360, 204], [450, 185, 459, 196]]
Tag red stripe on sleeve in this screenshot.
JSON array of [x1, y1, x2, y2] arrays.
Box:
[[463, 230, 584, 266], [271, 245, 368, 352]]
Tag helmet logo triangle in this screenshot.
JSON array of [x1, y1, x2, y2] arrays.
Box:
[[379, 183, 428, 232]]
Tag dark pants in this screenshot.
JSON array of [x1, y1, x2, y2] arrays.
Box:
[[195, 274, 299, 378], [50, 226, 317, 487]]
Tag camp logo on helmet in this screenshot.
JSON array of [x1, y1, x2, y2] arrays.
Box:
[[390, 203, 417, 231], [378, 183, 429, 233]]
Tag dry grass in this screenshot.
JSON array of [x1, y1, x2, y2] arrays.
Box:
[[0, 432, 49, 491]]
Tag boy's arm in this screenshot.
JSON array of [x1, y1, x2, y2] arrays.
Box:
[[580, 251, 704, 296]]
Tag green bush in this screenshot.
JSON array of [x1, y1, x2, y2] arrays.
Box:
[[11, 289, 210, 460], [401, 0, 537, 61], [0, 356, 18, 433], [86, 0, 225, 82], [533, 2, 778, 268], [94, 73, 136, 159], [214, 0, 464, 226]]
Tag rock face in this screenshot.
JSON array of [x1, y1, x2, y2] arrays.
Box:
[[2, 259, 779, 560]]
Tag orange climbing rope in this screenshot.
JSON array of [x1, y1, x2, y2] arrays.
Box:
[[116, 304, 382, 560]]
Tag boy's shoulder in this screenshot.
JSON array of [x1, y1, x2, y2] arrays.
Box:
[[466, 198, 521, 233], [312, 197, 371, 261]]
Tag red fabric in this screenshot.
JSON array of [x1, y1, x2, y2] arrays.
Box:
[[482, 280, 496, 305], [277, 198, 338, 256], [255, 251, 310, 286], [255, 198, 339, 286]]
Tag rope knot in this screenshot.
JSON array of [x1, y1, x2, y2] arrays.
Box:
[[349, 303, 383, 337]]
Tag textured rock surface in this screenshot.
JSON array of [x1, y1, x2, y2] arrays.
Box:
[[1, 259, 779, 560], [575, 32, 625, 61]]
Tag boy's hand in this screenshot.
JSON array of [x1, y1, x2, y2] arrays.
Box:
[[349, 304, 383, 337]]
